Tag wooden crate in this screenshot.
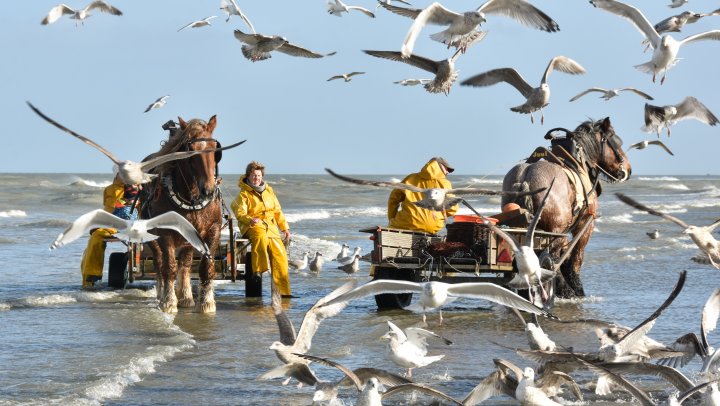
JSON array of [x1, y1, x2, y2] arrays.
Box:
[[376, 228, 437, 260]]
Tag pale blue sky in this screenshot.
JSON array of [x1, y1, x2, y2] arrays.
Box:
[[3, 0, 719, 175]]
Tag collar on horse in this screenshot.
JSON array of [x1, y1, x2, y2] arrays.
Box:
[[162, 175, 218, 211]]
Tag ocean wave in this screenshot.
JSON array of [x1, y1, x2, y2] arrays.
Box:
[[69, 177, 112, 188], [636, 176, 680, 182], [285, 207, 386, 223], [285, 210, 331, 223], [0, 209, 27, 218], [289, 234, 345, 258], [555, 295, 604, 304], [659, 183, 689, 191], [20, 294, 77, 306], [596, 213, 633, 224], [19, 219, 72, 228], [0, 237, 16, 244], [0, 302, 10, 311], [466, 178, 503, 185]]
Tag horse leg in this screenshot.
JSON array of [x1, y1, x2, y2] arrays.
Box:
[[557, 218, 594, 298], [195, 229, 219, 314], [159, 242, 179, 313], [176, 247, 195, 308]]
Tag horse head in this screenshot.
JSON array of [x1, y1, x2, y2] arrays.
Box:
[[574, 117, 631, 184], [177, 115, 219, 197]]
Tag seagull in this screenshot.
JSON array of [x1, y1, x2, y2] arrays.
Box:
[[379, 0, 558, 57], [482, 178, 556, 304], [327, 0, 376, 18], [382, 320, 452, 377], [668, 0, 687, 8], [27, 102, 245, 185], [654, 10, 720, 34], [642, 96, 718, 137], [461, 55, 586, 124], [41, 1, 122, 25], [627, 140, 674, 156], [326, 168, 544, 213], [50, 209, 211, 257], [288, 252, 310, 271], [569, 87, 653, 102], [646, 229, 660, 239], [336, 243, 349, 261], [177, 16, 217, 32], [321, 279, 554, 324], [364, 40, 483, 95], [219, 0, 255, 32], [337, 247, 362, 265], [589, 0, 720, 84], [511, 307, 558, 352], [143, 95, 170, 113], [233, 29, 334, 62], [339, 255, 361, 275], [327, 71, 365, 82], [312, 366, 411, 405], [393, 78, 432, 86], [309, 252, 324, 273]]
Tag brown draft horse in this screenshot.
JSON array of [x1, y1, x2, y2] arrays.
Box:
[[142, 116, 223, 313], [501, 117, 631, 298]]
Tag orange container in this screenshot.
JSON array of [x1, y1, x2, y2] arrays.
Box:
[[453, 214, 498, 225]]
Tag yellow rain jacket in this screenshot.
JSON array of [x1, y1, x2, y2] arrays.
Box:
[[231, 177, 291, 295], [80, 177, 125, 287], [388, 159, 458, 234]]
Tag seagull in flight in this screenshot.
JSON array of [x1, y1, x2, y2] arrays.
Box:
[[143, 95, 170, 113], [393, 78, 432, 86], [219, 0, 255, 32], [642, 96, 718, 137], [28, 102, 245, 185], [570, 87, 653, 102], [626, 140, 674, 156], [326, 168, 545, 213], [617, 193, 720, 268], [178, 16, 217, 32], [654, 9, 720, 34], [590, 0, 720, 84], [379, 0, 558, 57], [234, 29, 335, 62], [461, 55, 586, 124], [50, 210, 211, 257], [41, 1, 122, 25], [382, 320, 452, 377], [327, 0, 376, 18], [327, 71, 365, 82]]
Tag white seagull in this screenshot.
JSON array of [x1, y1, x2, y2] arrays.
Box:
[[337, 247, 362, 265], [379, 0, 558, 57], [626, 140, 674, 156], [321, 279, 554, 324], [309, 252, 324, 273], [219, 0, 255, 32], [50, 209, 211, 256], [41, 1, 122, 25], [647, 229, 660, 239], [177, 16, 217, 32], [327, 71, 366, 82], [642, 96, 718, 137], [28, 102, 244, 185], [339, 255, 361, 275], [462, 56, 586, 124], [393, 78, 432, 86], [654, 10, 720, 34], [326, 168, 544, 213], [233, 29, 334, 62], [143, 95, 170, 113], [668, 0, 687, 8], [288, 252, 310, 271], [327, 0, 376, 18], [570, 87, 653, 102], [336, 243, 349, 261], [382, 320, 452, 377], [590, 0, 720, 84]]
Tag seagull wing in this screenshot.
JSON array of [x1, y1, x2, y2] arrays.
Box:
[[619, 88, 653, 100], [526, 177, 555, 244], [446, 283, 551, 317], [661, 332, 705, 368], [615, 192, 689, 229], [604, 362, 695, 392], [177, 21, 196, 32], [347, 71, 366, 78], [541, 56, 586, 85], [461, 68, 534, 98], [86, 1, 123, 16], [258, 363, 319, 386], [321, 279, 423, 308], [277, 42, 327, 58], [647, 140, 674, 156], [51, 209, 127, 249], [347, 6, 375, 17], [347, 368, 411, 387], [364, 50, 439, 74], [139, 140, 246, 172], [575, 358, 656, 406], [145, 212, 210, 255], [536, 370, 583, 401], [446, 186, 546, 197], [378, 2, 423, 19], [701, 288, 720, 352], [402, 2, 461, 57], [483, 221, 520, 252], [233, 29, 267, 45], [462, 369, 515, 405], [405, 326, 453, 348], [27, 102, 121, 165], [293, 281, 357, 354], [569, 88, 606, 102], [673, 96, 719, 125], [677, 378, 720, 404], [270, 283, 297, 346], [327, 75, 344, 81], [228, 0, 256, 33], [591, 0, 661, 48], [678, 29, 720, 47], [293, 354, 364, 391], [643, 103, 666, 129], [382, 383, 463, 404], [326, 168, 427, 193], [42, 4, 75, 24], [478, 0, 559, 32]]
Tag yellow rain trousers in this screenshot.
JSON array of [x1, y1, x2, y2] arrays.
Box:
[[230, 178, 291, 296], [388, 159, 458, 234], [80, 178, 125, 287]]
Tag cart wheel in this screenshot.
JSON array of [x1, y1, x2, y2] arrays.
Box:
[[108, 252, 128, 289], [373, 268, 414, 310], [244, 252, 262, 297]]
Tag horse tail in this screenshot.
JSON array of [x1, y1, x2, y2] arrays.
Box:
[[512, 181, 534, 214], [502, 163, 534, 213]]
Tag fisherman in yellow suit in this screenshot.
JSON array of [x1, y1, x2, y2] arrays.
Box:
[[230, 161, 293, 297], [80, 175, 140, 288], [388, 157, 458, 234]]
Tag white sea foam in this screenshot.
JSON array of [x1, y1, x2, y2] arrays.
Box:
[[70, 177, 112, 188], [0, 302, 11, 311], [596, 213, 633, 224], [637, 176, 679, 182], [466, 178, 503, 185], [21, 294, 77, 306], [285, 207, 386, 223], [555, 295, 604, 304], [285, 210, 331, 223], [659, 183, 689, 191], [0, 209, 27, 218]]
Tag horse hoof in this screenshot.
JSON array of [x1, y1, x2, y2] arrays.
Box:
[[177, 298, 195, 308], [159, 303, 178, 314], [194, 301, 216, 314]]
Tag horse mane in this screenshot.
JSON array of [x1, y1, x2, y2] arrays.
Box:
[[571, 119, 606, 164], [154, 119, 208, 174]]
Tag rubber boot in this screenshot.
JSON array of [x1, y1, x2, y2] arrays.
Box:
[[80, 228, 115, 288]]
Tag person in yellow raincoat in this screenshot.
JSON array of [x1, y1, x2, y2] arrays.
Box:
[[80, 175, 140, 288], [230, 161, 293, 297], [388, 157, 458, 234]]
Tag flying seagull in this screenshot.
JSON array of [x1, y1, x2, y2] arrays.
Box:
[[327, 71, 365, 82], [590, 0, 720, 84], [570, 87, 653, 102], [461, 56, 586, 124], [626, 140, 674, 156], [143, 95, 170, 113], [382, 320, 452, 377], [642, 96, 718, 137], [178, 16, 217, 32], [379, 0, 558, 57], [219, 0, 255, 32], [617, 193, 720, 268], [393, 78, 432, 86], [50, 210, 211, 257], [27, 102, 245, 185], [41, 1, 122, 25], [327, 0, 376, 18], [233, 29, 335, 62], [654, 9, 720, 34], [326, 168, 545, 213]]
